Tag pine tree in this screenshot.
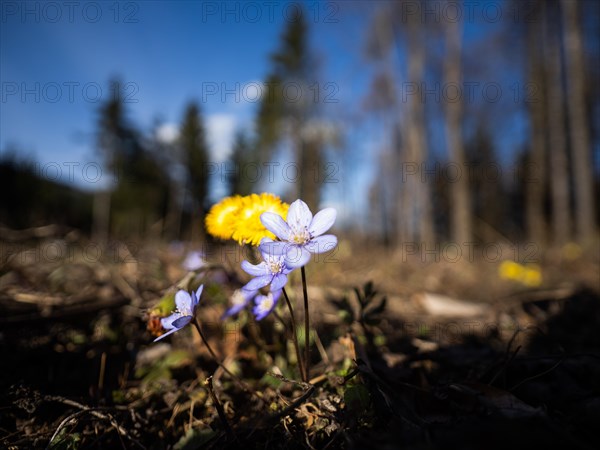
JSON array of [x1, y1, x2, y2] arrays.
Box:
[[179, 102, 210, 240]]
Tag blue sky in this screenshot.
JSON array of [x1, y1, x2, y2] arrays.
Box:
[[1, 1, 373, 214], [1, 1, 547, 227]]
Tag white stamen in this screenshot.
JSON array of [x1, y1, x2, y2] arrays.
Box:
[[289, 226, 310, 245]]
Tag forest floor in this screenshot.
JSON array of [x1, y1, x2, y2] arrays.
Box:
[[1, 231, 599, 449]]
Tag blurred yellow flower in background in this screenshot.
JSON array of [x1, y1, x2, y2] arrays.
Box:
[[205, 195, 244, 240], [205, 193, 288, 246], [498, 260, 542, 287], [232, 193, 289, 246]]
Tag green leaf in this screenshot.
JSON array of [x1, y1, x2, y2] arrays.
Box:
[[48, 428, 81, 450]]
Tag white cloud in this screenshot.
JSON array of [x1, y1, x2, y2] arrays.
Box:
[[206, 114, 236, 162], [156, 123, 179, 144]]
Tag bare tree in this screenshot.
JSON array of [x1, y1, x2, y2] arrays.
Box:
[[401, 2, 434, 246], [545, 3, 571, 245], [561, 0, 596, 243], [525, 6, 548, 245], [443, 18, 472, 246]]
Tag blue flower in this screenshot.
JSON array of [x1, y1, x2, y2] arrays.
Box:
[[182, 250, 206, 271], [222, 288, 257, 319], [260, 199, 337, 268], [253, 290, 282, 320], [154, 285, 203, 342], [240, 238, 295, 291]]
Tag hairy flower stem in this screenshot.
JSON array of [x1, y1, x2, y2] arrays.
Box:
[[282, 287, 306, 382], [301, 266, 310, 382], [192, 317, 252, 394]]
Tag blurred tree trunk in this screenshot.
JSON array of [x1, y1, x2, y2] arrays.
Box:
[[525, 6, 548, 246], [228, 130, 257, 196], [403, 10, 434, 246], [92, 190, 110, 247], [256, 6, 329, 209], [443, 18, 472, 246], [364, 10, 402, 246], [298, 124, 325, 210], [561, 0, 596, 243], [164, 178, 183, 241], [545, 4, 571, 245]]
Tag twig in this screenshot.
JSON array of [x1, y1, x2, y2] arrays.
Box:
[[488, 326, 524, 386], [264, 384, 316, 424], [43, 396, 144, 449], [46, 410, 87, 450], [98, 352, 107, 392], [313, 329, 330, 366], [510, 357, 565, 392], [205, 376, 235, 441]]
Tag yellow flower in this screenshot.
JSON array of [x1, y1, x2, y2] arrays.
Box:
[[232, 193, 289, 246], [498, 260, 542, 287], [499, 260, 522, 280], [205, 193, 288, 246], [205, 195, 244, 240], [522, 264, 542, 287]]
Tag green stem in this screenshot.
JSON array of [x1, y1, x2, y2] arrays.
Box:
[[282, 287, 306, 382], [301, 266, 310, 382]]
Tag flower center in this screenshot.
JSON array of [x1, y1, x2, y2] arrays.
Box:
[[176, 306, 192, 317], [257, 294, 274, 314], [290, 226, 311, 245], [266, 255, 285, 274], [231, 290, 247, 306]]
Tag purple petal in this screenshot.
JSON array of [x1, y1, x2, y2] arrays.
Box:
[[260, 212, 291, 241], [270, 273, 288, 291], [259, 240, 288, 257], [241, 288, 258, 297], [222, 303, 246, 318], [172, 315, 193, 329], [195, 285, 204, 302], [243, 275, 272, 291], [182, 251, 205, 271], [285, 246, 312, 268], [153, 327, 179, 342], [241, 260, 269, 277], [287, 199, 312, 229], [305, 235, 338, 254], [309, 208, 336, 237], [191, 285, 204, 308], [175, 290, 192, 312], [252, 293, 279, 321], [253, 306, 269, 321], [160, 313, 181, 330], [221, 289, 257, 319]]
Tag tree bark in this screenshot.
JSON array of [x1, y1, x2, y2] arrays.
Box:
[[545, 4, 571, 245], [525, 11, 547, 246], [403, 11, 434, 246], [561, 0, 596, 243], [443, 18, 472, 246]]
